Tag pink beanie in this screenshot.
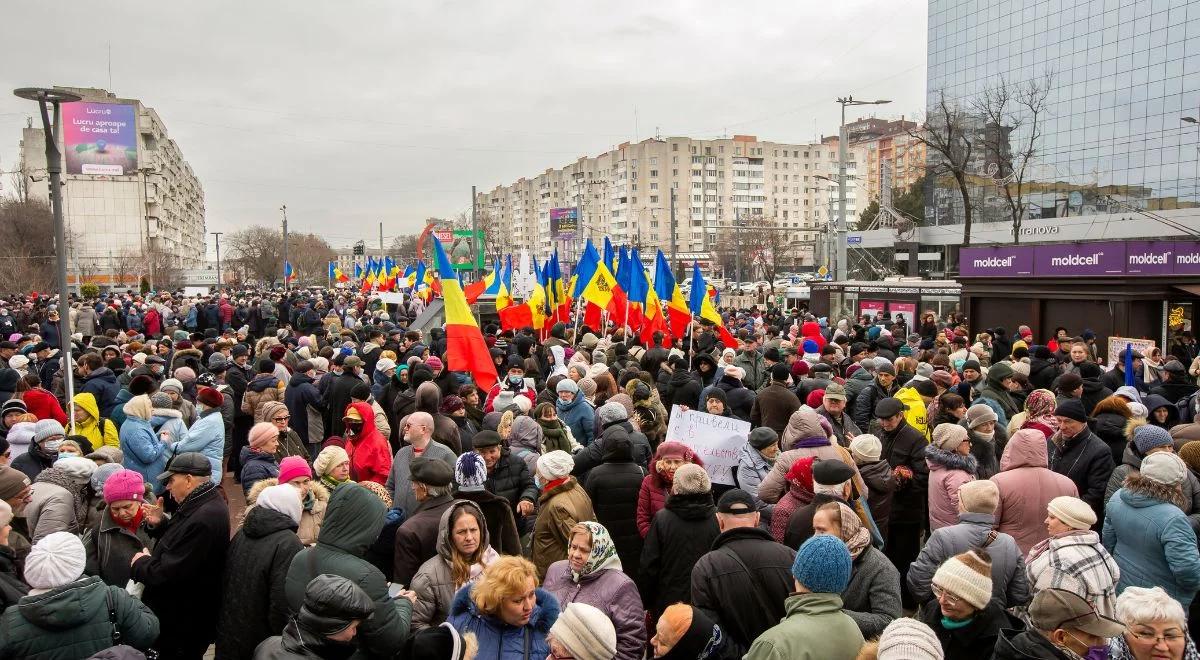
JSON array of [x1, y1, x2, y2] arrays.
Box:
[[425, 356, 444, 371], [103, 469, 145, 504], [249, 422, 278, 450], [278, 455, 312, 484]]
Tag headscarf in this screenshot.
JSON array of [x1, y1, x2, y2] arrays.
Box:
[[570, 521, 621, 583], [826, 501, 871, 560], [1022, 388, 1060, 434]]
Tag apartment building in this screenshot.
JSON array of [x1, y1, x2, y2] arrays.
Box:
[[845, 117, 927, 205]]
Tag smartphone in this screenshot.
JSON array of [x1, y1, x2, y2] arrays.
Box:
[[387, 583, 405, 599]]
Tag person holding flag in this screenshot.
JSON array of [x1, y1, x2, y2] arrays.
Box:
[[430, 236, 497, 396]]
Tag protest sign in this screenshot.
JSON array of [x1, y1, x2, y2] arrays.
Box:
[[1105, 336, 1156, 366], [664, 405, 750, 485]]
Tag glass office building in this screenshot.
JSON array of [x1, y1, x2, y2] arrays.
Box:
[[927, 0, 1200, 224]]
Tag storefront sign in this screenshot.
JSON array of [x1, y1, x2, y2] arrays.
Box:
[[961, 240, 1200, 277], [859, 300, 885, 319]]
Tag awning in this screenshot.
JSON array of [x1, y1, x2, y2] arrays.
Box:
[[1172, 284, 1200, 297]]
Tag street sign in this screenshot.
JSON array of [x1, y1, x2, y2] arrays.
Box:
[[847, 236, 862, 245], [817, 266, 829, 277]]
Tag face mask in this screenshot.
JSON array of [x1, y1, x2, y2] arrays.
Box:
[[508, 375, 524, 386], [1082, 646, 1108, 660], [976, 431, 995, 442], [533, 474, 543, 489], [58, 451, 78, 459], [43, 439, 63, 453]]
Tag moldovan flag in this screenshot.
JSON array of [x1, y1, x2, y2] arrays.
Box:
[[465, 258, 502, 304], [655, 250, 692, 341], [433, 236, 497, 391]]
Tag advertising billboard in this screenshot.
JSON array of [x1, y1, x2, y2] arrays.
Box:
[[960, 240, 1200, 278], [549, 207, 579, 239], [433, 229, 484, 271], [62, 102, 139, 175]]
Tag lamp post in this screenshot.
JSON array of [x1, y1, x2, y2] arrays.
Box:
[[836, 96, 890, 281], [13, 86, 82, 408], [211, 231, 223, 293]]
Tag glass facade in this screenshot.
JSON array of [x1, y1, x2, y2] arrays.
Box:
[[927, 0, 1200, 225]]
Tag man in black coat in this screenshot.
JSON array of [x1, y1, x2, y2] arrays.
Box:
[[750, 364, 802, 435], [691, 489, 795, 655], [131, 453, 230, 660], [393, 457, 456, 585], [475, 432, 537, 525], [582, 434, 646, 583], [324, 355, 365, 438], [1049, 399, 1116, 526], [1151, 360, 1198, 404], [875, 396, 929, 608], [853, 363, 898, 430], [665, 356, 702, 410]]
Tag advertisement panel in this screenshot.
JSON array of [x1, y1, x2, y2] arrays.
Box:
[[432, 229, 485, 271], [62, 102, 138, 175], [958, 245, 1034, 277], [1033, 242, 1125, 276], [859, 300, 885, 319], [961, 240, 1200, 277], [549, 207, 579, 240]]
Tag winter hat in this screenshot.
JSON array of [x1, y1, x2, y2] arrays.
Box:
[[513, 395, 533, 414], [957, 479, 999, 514], [455, 452, 488, 493], [1114, 385, 1142, 404], [597, 402, 629, 425], [197, 386, 224, 409], [932, 548, 993, 610], [425, 356, 444, 371], [577, 377, 597, 398], [257, 484, 302, 525], [671, 463, 711, 495], [1053, 399, 1089, 423], [964, 404, 998, 429], [747, 427, 778, 450], [1047, 495, 1096, 530], [849, 434, 882, 464], [407, 622, 468, 660], [805, 389, 825, 409], [792, 534, 852, 593], [537, 450, 575, 480], [549, 602, 618, 660], [89, 462, 123, 496], [298, 574, 376, 637], [929, 370, 954, 389], [375, 358, 397, 374], [0, 466, 29, 500], [931, 423, 969, 451], [877, 618, 945, 660], [1, 399, 27, 418], [1179, 441, 1200, 474], [33, 419, 65, 444], [1141, 451, 1188, 486], [159, 378, 183, 394], [269, 345, 287, 361], [25, 532, 86, 593], [249, 421, 279, 450], [278, 455, 312, 484], [313, 446, 350, 478], [1128, 402, 1149, 419], [556, 378, 580, 394], [1134, 424, 1174, 455], [439, 395, 465, 415], [174, 367, 196, 384], [103, 469, 146, 504], [150, 392, 173, 408], [54, 456, 96, 483]]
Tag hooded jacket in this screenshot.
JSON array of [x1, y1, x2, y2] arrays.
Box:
[[216, 504, 304, 660], [531, 477, 595, 580], [150, 406, 187, 446], [758, 411, 868, 505], [571, 417, 651, 481], [735, 443, 776, 526], [22, 386, 67, 426], [118, 396, 168, 491], [1105, 440, 1200, 535], [743, 592, 864, 660], [344, 401, 393, 486], [285, 371, 326, 449], [408, 500, 501, 632], [581, 435, 646, 581], [402, 382, 461, 455], [393, 490, 456, 588], [990, 429, 1080, 554], [639, 492, 720, 615], [1103, 475, 1200, 607], [555, 391, 595, 447], [80, 366, 120, 419], [70, 392, 118, 450], [284, 483, 414, 657], [446, 583, 559, 660], [0, 576, 159, 659], [171, 407, 225, 486], [750, 382, 802, 436], [242, 373, 285, 422], [636, 443, 703, 537], [925, 445, 978, 531]]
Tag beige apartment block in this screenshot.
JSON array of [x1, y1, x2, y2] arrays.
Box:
[[845, 117, 927, 204]]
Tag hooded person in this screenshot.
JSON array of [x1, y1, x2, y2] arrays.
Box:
[[0, 531, 159, 658], [393, 456, 459, 587], [255, 573, 378, 660], [452, 452, 521, 557], [217, 483, 305, 659], [69, 391, 119, 451], [990, 427, 1082, 555], [407, 499, 502, 632], [635, 441, 704, 538], [1104, 419, 1200, 535], [639, 463, 720, 618], [343, 401, 393, 486], [284, 483, 415, 657], [543, 521, 646, 660]]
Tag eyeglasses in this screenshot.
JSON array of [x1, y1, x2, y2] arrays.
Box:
[[272, 416, 290, 422], [932, 585, 961, 606], [1128, 628, 1187, 644]]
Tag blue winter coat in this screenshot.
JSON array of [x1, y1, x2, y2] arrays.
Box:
[[556, 396, 595, 447], [169, 408, 225, 484], [447, 584, 559, 660], [1104, 486, 1200, 607], [109, 388, 133, 429], [80, 367, 121, 418], [240, 446, 279, 496], [150, 409, 188, 445], [120, 416, 168, 493]]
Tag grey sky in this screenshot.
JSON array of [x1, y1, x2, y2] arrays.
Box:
[[1, 0, 926, 252]]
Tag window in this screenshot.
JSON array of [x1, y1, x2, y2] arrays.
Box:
[[672, 143, 678, 151], [719, 146, 724, 153], [650, 182, 658, 190], [650, 157, 658, 165], [672, 157, 678, 164], [650, 195, 659, 203], [705, 147, 711, 155], [672, 169, 678, 175], [650, 169, 658, 177]]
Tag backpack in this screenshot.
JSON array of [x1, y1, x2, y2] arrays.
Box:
[[1178, 392, 1199, 424]]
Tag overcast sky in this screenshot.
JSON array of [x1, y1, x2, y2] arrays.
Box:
[[1, 1, 926, 252]]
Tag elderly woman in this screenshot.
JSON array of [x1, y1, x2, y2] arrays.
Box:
[[918, 548, 1015, 659], [410, 500, 499, 631], [446, 555, 558, 660], [736, 428, 780, 526], [925, 423, 977, 531], [636, 441, 703, 538], [1110, 586, 1199, 659], [1025, 495, 1120, 619], [814, 501, 901, 639], [542, 521, 646, 660]]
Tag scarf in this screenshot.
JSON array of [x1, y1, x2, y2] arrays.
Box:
[[320, 474, 349, 491], [541, 477, 569, 494], [1023, 388, 1061, 434], [792, 436, 831, 449], [832, 501, 871, 559], [115, 508, 145, 534], [1109, 632, 1200, 660], [571, 521, 622, 583]]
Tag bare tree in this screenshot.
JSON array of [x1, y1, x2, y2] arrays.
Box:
[[476, 206, 511, 263], [908, 90, 977, 245], [288, 232, 335, 285], [226, 225, 284, 286], [973, 74, 1054, 243], [0, 198, 56, 293], [388, 234, 420, 263]]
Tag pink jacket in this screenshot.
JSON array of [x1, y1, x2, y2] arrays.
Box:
[[925, 446, 977, 531], [990, 429, 1079, 554]]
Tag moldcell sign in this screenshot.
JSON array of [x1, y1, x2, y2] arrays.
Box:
[[961, 240, 1200, 277]]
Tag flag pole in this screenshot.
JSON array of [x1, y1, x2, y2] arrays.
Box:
[[623, 297, 631, 345], [571, 296, 583, 343]]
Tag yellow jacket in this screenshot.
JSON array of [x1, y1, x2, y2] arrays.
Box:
[[70, 392, 120, 449], [895, 385, 930, 440]]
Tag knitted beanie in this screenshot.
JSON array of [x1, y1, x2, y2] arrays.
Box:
[[878, 618, 945, 660], [849, 434, 882, 464], [556, 378, 579, 394], [964, 404, 998, 429], [256, 484, 302, 525], [1141, 451, 1187, 486], [249, 422, 278, 451], [150, 392, 173, 409], [90, 463, 124, 499], [25, 532, 86, 593], [103, 469, 146, 504], [1179, 441, 1200, 474], [549, 602, 618, 660], [278, 456, 312, 484], [957, 479, 999, 514], [174, 367, 196, 384], [747, 427, 778, 450], [33, 419, 65, 444], [54, 456, 96, 483], [931, 423, 969, 452], [536, 450, 575, 480], [455, 452, 488, 493], [597, 402, 628, 425], [932, 549, 993, 610], [159, 378, 183, 394], [1133, 424, 1174, 455], [792, 534, 852, 594], [313, 446, 350, 478], [1047, 495, 1096, 530], [671, 463, 711, 495], [577, 377, 597, 398], [0, 466, 29, 500]]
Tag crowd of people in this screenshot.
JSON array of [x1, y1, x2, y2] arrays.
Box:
[[0, 289, 1197, 659]]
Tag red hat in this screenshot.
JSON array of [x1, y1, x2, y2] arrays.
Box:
[[806, 389, 825, 408], [791, 360, 810, 379], [278, 456, 312, 484], [196, 387, 223, 409]]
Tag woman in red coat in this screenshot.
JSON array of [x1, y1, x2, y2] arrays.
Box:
[[18, 375, 67, 425], [636, 441, 703, 537], [342, 401, 392, 485]]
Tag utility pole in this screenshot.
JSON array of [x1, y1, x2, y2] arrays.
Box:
[[280, 204, 288, 290], [379, 221, 383, 261], [211, 231, 223, 293], [471, 185, 479, 279], [669, 187, 678, 279], [734, 205, 743, 287]]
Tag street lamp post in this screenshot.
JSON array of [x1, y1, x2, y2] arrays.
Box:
[[211, 231, 223, 293], [14, 86, 83, 408], [836, 96, 891, 281]]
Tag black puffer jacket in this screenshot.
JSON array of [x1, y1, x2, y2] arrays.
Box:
[[639, 492, 720, 616], [583, 436, 647, 583], [853, 380, 898, 430], [715, 375, 755, 422], [666, 369, 702, 411], [1091, 411, 1131, 466], [484, 448, 538, 512], [1048, 427, 1116, 525], [215, 505, 303, 660], [571, 419, 652, 480], [1027, 356, 1059, 391]]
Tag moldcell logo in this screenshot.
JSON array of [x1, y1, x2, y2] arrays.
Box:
[[1129, 250, 1171, 266], [972, 256, 1015, 268], [1179, 250, 1200, 265], [1050, 252, 1102, 267]]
